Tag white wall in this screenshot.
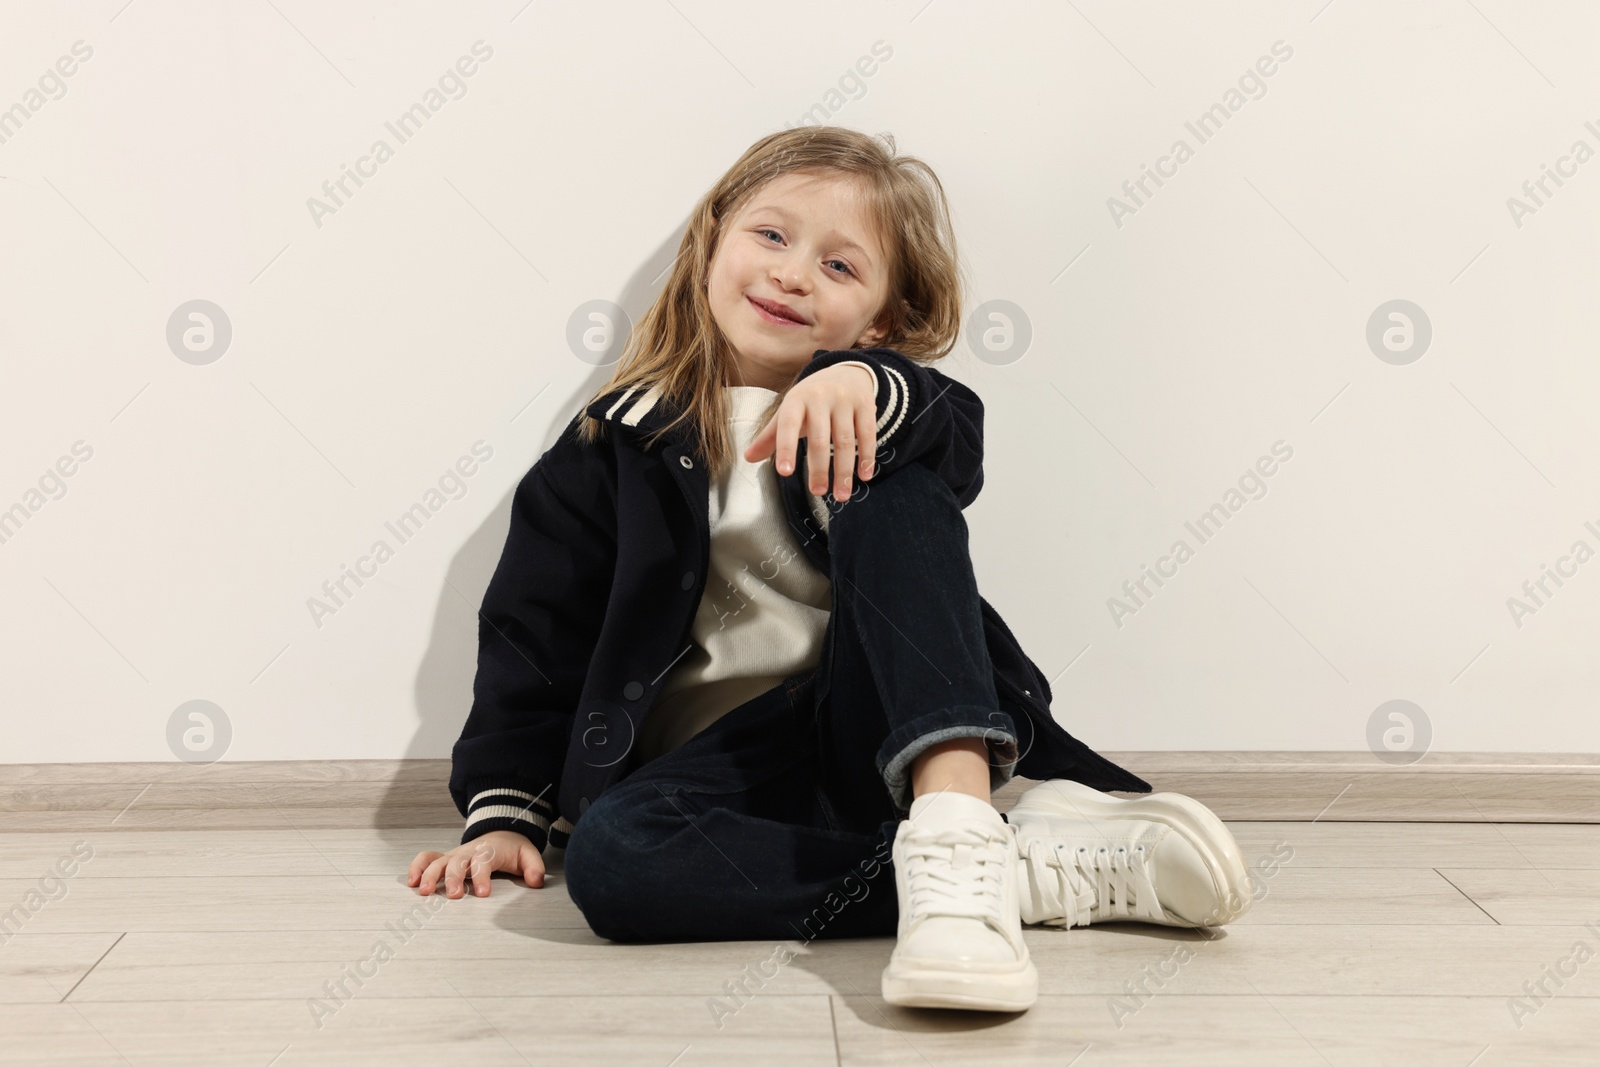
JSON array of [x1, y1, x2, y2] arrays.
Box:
[[3, 0, 1596, 766]]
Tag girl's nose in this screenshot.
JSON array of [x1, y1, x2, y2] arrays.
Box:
[[777, 266, 807, 292]]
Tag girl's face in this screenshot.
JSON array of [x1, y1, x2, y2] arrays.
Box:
[[706, 170, 892, 391]]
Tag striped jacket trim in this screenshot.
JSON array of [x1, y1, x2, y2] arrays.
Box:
[[874, 362, 910, 450], [463, 802, 551, 834], [464, 786, 556, 836], [602, 385, 639, 421], [602, 382, 666, 427]]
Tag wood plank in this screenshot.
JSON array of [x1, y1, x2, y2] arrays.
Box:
[[833, 990, 1599, 1066], [0, 994, 839, 1066]]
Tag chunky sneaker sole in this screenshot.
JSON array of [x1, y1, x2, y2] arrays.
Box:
[[881, 793, 1038, 1012], [881, 956, 1038, 1012], [1008, 778, 1254, 927]]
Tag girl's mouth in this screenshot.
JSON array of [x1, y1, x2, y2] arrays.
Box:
[[748, 296, 805, 326]]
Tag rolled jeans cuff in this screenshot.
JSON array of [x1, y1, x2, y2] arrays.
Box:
[[878, 707, 1020, 813]]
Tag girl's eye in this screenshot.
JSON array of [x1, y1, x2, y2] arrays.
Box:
[[757, 229, 854, 277]]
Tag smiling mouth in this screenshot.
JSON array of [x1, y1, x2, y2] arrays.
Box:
[[748, 296, 805, 325]]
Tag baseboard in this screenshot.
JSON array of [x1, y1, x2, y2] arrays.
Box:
[[0, 752, 1595, 830], [1017, 751, 1600, 824]]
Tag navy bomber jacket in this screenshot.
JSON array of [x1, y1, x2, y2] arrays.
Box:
[[450, 346, 1153, 852]]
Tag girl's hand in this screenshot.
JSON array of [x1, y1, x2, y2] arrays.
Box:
[[744, 363, 877, 501], [407, 830, 545, 898]]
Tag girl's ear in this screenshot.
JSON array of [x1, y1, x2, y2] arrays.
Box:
[[856, 306, 894, 348]]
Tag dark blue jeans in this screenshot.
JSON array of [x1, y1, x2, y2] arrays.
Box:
[[561, 461, 1021, 943]]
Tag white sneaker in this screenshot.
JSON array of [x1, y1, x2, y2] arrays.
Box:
[[1007, 778, 1254, 929], [881, 789, 1038, 1012]]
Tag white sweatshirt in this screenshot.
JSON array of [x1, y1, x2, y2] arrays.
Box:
[[632, 365, 875, 764]]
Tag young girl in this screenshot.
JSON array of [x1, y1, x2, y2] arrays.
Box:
[[408, 126, 1254, 1013]]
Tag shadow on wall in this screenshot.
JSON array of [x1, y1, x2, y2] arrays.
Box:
[[370, 216, 693, 837]]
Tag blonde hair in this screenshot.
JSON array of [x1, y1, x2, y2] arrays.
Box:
[[575, 126, 969, 482]]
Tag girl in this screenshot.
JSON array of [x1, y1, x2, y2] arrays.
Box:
[[407, 126, 1253, 1013]]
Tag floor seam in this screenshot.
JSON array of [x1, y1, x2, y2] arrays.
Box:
[[58, 930, 126, 1002], [828, 994, 844, 1066], [1433, 868, 1502, 925]]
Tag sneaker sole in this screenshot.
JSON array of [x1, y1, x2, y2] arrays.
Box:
[[881, 955, 1038, 1012], [1009, 778, 1254, 926]]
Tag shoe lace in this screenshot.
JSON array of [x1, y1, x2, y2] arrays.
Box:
[[901, 823, 1011, 923], [1023, 838, 1165, 927]]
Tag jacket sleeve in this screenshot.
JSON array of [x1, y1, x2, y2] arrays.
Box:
[[795, 346, 984, 507], [449, 415, 617, 853]]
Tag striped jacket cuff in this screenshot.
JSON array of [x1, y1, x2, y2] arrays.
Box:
[[871, 360, 910, 454], [460, 786, 574, 852]]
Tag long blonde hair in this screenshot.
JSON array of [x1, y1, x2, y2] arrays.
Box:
[[576, 126, 969, 481]]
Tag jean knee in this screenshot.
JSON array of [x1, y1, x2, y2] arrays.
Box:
[[860, 458, 943, 500], [562, 792, 647, 941], [832, 462, 955, 537]]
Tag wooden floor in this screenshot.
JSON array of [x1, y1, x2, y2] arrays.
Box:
[[3, 779, 1599, 1064]]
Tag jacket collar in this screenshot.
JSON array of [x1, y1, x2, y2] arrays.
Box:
[[584, 382, 685, 441]]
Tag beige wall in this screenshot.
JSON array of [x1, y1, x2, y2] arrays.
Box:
[[2, 0, 1595, 764]]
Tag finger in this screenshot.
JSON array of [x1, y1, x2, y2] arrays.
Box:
[[806, 403, 831, 496], [775, 397, 806, 477], [857, 403, 877, 480], [469, 843, 494, 897], [745, 417, 775, 463], [444, 852, 470, 898], [521, 844, 545, 888], [407, 850, 441, 886], [832, 404, 858, 501], [418, 855, 447, 895]]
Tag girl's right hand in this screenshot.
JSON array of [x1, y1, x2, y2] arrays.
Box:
[[407, 830, 545, 898], [745, 362, 878, 502]]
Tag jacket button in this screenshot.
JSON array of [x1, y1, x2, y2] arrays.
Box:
[[681, 571, 695, 590], [624, 681, 644, 700], [679, 455, 693, 469], [1024, 689, 1031, 696]]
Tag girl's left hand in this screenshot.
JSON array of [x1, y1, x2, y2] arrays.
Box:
[[744, 363, 877, 501]]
